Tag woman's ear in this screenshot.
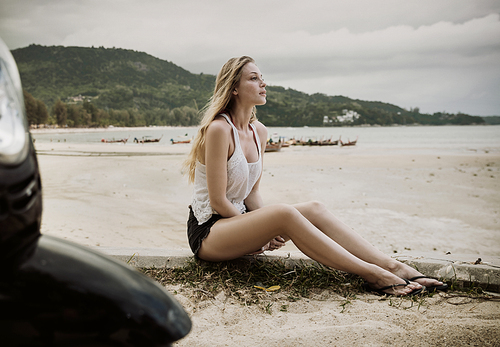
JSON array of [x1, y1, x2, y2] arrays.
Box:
[[233, 89, 238, 95]]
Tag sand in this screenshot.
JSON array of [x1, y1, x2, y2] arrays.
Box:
[[170, 287, 500, 347], [33, 135, 500, 346]]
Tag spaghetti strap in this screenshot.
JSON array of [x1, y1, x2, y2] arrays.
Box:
[[219, 113, 241, 147], [249, 123, 261, 155], [220, 113, 261, 159]]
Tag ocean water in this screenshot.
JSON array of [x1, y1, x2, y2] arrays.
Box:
[[32, 125, 500, 153]]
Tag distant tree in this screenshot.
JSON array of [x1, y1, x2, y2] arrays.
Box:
[[36, 99, 48, 125], [23, 90, 49, 125], [23, 90, 38, 125], [67, 104, 80, 127], [182, 106, 199, 125], [82, 100, 99, 125], [52, 99, 67, 126]]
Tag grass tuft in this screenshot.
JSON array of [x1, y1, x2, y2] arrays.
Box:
[[143, 257, 364, 299], [142, 257, 367, 313], [141, 257, 499, 312]]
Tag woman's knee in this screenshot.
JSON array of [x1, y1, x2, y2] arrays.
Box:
[[301, 200, 327, 217], [271, 203, 300, 217], [268, 203, 303, 226]]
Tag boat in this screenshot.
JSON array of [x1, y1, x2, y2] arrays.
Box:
[[133, 135, 163, 144], [265, 133, 285, 152], [265, 140, 283, 152], [290, 136, 339, 146], [340, 136, 358, 146], [171, 138, 192, 144], [320, 136, 340, 146], [101, 137, 129, 144]]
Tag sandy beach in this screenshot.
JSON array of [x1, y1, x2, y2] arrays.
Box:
[[34, 136, 499, 256], [33, 133, 500, 346]]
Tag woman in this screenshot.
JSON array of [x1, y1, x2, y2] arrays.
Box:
[[184, 56, 447, 296]]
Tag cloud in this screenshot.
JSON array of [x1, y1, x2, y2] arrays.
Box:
[[255, 14, 500, 114], [0, 0, 499, 115]]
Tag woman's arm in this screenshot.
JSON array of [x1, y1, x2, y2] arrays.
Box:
[[245, 121, 287, 252], [244, 185, 264, 211], [205, 119, 242, 218], [244, 120, 267, 212]]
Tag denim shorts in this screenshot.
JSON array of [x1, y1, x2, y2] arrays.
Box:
[[187, 206, 223, 256]]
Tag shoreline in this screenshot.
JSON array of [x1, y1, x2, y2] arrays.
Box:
[[30, 125, 194, 134], [30, 123, 498, 134]]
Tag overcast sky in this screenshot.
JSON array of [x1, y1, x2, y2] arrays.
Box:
[[1, 0, 499, 116]]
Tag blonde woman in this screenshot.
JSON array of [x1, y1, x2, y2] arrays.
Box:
[[184, 56, 447, 296]]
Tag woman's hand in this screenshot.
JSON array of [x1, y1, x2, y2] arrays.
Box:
[[247, 236, 286, 255], [265, 236, 286, 251]]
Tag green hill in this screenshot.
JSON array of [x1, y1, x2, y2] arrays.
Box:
[[11, 44, 485, 127], [12, 44, 214, 112]]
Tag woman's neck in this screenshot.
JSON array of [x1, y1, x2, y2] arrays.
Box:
[[228, 105, 253, 131]]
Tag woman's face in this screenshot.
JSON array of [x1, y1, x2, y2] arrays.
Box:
[[233, 62, 267, 107]]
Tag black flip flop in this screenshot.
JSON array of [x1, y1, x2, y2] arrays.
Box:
[[363, 278, 425, 296], [408, 276, 449, 292]]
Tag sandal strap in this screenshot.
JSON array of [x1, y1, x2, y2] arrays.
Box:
[[378, 279, 409, 291]]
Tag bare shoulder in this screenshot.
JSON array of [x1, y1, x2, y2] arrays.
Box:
[[203, 117, 233, 163], [252, 120, 268, 141], [206, 116, 231, 137]]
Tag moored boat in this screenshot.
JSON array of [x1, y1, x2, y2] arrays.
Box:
[[321, 136, 340, 146], [171, 138, 192, 144], [265, 140, 283, 152], [340, 136, 358, 146], [265, 132, 285, 152], [101, 136, 129, 144], [290, 136, 339, 146], [134, 135, 163, 144]]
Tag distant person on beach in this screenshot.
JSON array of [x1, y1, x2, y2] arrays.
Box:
[[183, 56, 447, 296]]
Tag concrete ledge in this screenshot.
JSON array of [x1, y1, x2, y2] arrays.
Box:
[[95, 247, 194, 269], [394, 252, 500, 293], [95, 247, 500, 293]]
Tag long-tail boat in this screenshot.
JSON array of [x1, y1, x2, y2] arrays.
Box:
[[265, 140, 283, 152], [340, 136, 358, 146], [319, 136, 340, 146], [291, 136, 340, 146], [101, 136, 129, 144], [134, 135, 163, 144], [170, 138, 192, 144]]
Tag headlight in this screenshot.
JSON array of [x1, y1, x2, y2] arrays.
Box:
[[0, 37, 29, 166]]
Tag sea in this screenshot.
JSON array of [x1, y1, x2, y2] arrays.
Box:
[[31, 125, 500, 153]]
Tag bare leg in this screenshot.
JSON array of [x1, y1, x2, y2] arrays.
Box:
[[293, 201, 444, 287], [198, 204, 421, 295]]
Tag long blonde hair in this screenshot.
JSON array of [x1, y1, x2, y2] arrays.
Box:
[[183, 56, 258, 183]]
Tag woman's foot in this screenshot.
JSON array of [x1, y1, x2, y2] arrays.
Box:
[[364, 279, 425, 296], [387, 260, 448, 290], [363, 267, 423, 296]]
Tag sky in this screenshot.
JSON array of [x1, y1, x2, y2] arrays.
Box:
[[1, 0, 499, 116]]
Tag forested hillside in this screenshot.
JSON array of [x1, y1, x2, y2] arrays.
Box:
[[12, 44, 485, 127]]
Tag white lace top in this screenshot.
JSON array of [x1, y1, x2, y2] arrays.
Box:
[[191, 113, 262, 225]]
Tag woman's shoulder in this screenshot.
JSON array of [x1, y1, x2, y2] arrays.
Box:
[[206, 115, 232, 136]]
